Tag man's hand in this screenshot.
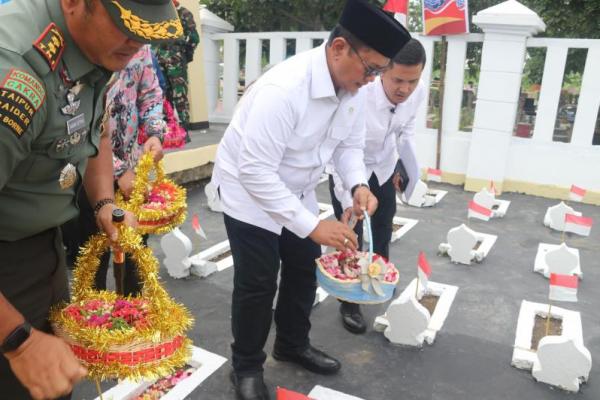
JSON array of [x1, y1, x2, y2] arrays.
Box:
[[309, 220, 358, 251], [143, 136, 164, 162], [5, 329, 87, 400], [340, 207, 357, 229], [117, 170, 136, 200], [352, 186, 378, 217], [392, 172, 403, 192], [95, 203, 137, 243]]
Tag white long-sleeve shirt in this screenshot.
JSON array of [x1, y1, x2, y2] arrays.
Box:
[[211, 44, 368, 238], [330, 76, 426, 209]]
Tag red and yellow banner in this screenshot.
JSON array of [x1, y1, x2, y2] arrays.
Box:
[[422, 0, 469, 36]]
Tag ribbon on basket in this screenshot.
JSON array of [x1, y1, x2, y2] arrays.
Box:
[[359, 211, 387, 296]]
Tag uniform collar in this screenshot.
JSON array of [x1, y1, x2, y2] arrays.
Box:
[[46, 0, 99, 82], [374, 76, 395, 112], [310, 44, 337, 100]]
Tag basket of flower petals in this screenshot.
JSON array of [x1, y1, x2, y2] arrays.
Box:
[[316, 250, 399, 304], [116, 153, 186, 235], [50, 226, 193, 380]]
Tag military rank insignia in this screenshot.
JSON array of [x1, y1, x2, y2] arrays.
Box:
[[33, 22, 65, 71], [0, 69, 45, 138]]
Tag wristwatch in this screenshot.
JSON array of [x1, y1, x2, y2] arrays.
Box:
[[0, 321, 32, 354]]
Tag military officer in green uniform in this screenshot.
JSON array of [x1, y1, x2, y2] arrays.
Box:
[[0, 1, 182, 399]]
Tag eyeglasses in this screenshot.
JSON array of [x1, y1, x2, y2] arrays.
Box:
[[348, 42, 390, 78]]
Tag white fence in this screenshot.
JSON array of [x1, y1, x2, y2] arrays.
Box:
[[200, 4, 600, 202]]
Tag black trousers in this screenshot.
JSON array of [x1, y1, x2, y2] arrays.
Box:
[[61, 188, 142, 296], [0, 229, 71, 400], [224, 213, 321, 375], [328, 172, 396, 260]]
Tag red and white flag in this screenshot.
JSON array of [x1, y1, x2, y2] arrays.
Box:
[[417, 251, 432, 290], [489, 180, 497, 196], [427, 168, 442, 182], [549, 273, 578, 303], [564, 213, 593, 237], [569, 185, 586, 202], [192, 213, 208, 239], [468, 200, 492, 221], [276, 387, 313, 400], [383, 0, 408, 27]]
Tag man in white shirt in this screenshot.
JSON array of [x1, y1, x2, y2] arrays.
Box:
[[211, 1, 410, 399], [329, 39, 427, 334]]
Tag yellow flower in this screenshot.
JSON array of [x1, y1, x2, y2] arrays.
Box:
[[367, 263, 381, 278]]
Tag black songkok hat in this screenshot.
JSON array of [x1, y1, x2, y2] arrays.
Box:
[[339, 0, 411, 59]]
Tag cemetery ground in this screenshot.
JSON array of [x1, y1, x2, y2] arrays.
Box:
[[72, 179, 600, 400], [72, 128, 600, 400]]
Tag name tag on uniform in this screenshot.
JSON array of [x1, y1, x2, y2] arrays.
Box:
[[66, 113, 88, 145]]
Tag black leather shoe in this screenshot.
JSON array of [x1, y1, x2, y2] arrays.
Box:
[[230, 371, 270, 400], [340, 301, 367, 334], [272, 345, 341, 375]]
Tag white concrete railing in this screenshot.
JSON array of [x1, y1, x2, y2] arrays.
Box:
[[200, 3, 600, 199]]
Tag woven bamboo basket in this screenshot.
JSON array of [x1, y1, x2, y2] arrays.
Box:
[[116, 153, 187, 235], [50, 227, 193, 380]]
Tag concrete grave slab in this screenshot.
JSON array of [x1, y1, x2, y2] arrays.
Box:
[[534, 243, 582, 279], [374, 278, 458, 347], [95, 345, 227, 400], [439, 224, 497, 265]]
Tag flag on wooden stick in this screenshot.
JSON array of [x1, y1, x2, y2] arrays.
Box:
[[569, 185, 586, 202], [383, 0, 408, 27], [417, 251, 432, 290], [489, 180, 497, 196], [468, 200, 491, 221], [427, 168, 442, 182], [192, 213, 208, 239], [549, 273, 578, 302], [564, 213, 593, 237]]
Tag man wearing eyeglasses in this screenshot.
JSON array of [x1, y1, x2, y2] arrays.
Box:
[[211, 1, 410, 399], [328, 39, 427, 334]]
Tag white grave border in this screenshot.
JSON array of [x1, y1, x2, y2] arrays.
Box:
[[95, 345, 227, 400]]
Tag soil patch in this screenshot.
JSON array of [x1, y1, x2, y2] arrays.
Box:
[[392, 223, 404, 232], [531, 314, 563, 351], [418, 294, 440, 316], [209, 250, 232, 263]]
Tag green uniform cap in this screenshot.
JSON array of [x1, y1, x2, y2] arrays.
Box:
[[101, 0, 183, 44]]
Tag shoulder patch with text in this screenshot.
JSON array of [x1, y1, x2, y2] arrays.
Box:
[[33, 22, 65, 71], [0, 70, 42, 138]]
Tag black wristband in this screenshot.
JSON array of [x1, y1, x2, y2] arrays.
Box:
[[351, 183, 369, 196], [93, 198, 115, 216], [0, 321, 32, 353]]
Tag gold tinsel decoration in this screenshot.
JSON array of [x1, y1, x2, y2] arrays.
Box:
[[50, 226, 194, 381], [116, 153, 187, 235]]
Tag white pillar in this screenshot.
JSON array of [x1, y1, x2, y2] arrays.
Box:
[[464, 0, 545, 192], [200, 6, 234, 120]]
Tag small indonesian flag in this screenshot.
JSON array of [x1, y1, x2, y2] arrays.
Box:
[[277, 387, 313, 400], [383, 0, 408, 27], [569, 185, 586, 202], [192, 213, 208, 239], [489, 180, 497, 196], [468, 200, 492, 221], [417, 251, 432, 290], [427, 168, 442, 182], [549, 273, 578, 303], [564, 213, 593, 237]]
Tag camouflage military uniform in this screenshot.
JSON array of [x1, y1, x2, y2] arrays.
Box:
[[154, 4, 199, 140]]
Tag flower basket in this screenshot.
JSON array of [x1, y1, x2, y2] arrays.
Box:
[[316, 250, 399, 304], [50, 227, 194, 380], [116, 153, 187, 235]]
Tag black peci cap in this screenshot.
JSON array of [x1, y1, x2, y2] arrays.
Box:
[[339, 0, 411, 59]]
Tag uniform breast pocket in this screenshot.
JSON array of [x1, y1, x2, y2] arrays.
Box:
[[330, 126, 350, 141], [287, 130, 324, 151]]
